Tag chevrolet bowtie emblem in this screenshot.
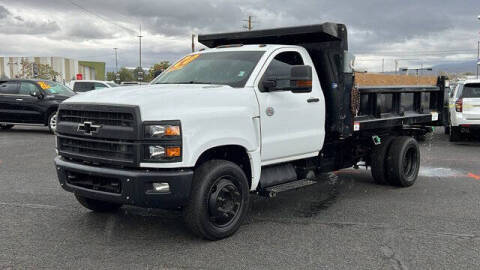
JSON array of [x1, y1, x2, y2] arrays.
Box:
[[77, 121, 100, 135]]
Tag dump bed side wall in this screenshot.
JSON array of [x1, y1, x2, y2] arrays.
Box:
[[354, 76, 448, 131]]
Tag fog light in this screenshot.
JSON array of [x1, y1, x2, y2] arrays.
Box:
[[152, 182, 170, 193]]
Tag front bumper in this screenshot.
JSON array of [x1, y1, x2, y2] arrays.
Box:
[[55, 157, 193, 209]]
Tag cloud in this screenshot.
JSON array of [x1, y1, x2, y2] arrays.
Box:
[[0, 4, 60, 35], [64, 22, 115, 40], [0, 4, 10, 19], [0, 0, 479, 71]]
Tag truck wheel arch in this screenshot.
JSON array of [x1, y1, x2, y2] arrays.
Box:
[[194, 145, 254, 189]]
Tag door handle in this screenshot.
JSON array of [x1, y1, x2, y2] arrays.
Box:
[[307, 97, 319, 103], [15, 98, 23, 101]]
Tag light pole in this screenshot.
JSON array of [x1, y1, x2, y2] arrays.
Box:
[[477, 15, 480, 78], [138, 25, 143, 82], [113, 48, 118, 73]]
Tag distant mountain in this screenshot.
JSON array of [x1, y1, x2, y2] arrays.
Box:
[[432, 61, 477, 73]]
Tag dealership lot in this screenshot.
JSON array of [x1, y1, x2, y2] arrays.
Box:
[[1, 127, 479, 269]]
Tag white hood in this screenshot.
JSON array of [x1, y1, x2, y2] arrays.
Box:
[[63, 84, 260, 121]]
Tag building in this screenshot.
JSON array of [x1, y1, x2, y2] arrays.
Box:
[[0, 57, 105, 83]]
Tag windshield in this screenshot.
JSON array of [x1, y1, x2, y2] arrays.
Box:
[[107, 82, 120, 87], [461, 83, 480, 98], [37, 81, 75, 96], [152, 51, 265, 88]]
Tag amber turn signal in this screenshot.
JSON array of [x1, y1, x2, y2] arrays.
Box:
[[296, 80, 312, 87], [165, 126, 181, 136], [165, 147, 181, 157]]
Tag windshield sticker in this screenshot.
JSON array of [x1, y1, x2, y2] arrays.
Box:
[[168, 54, 200, 72], [37, 81, 50, 90], [238, 71, 245, 77]]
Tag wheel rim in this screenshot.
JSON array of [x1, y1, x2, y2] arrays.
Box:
[[50, 113, 57, 132], [403, 147, 418, 179], [207, 176, 242, 227]]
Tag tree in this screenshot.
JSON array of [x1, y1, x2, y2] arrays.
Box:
[[19, 58, 59, 80], [118, 67, 134, 82], [106, 71, 116, 81], [149, 61, 170, 80]]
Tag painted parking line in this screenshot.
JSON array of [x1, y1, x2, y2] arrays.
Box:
[[467, 173, 480, 181]]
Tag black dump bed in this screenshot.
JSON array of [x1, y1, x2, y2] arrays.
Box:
[[198, 23, 447, 140]]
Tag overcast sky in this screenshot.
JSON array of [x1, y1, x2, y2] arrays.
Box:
[[1, 0, 479, 72]]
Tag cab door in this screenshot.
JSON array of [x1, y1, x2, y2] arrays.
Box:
[[0, 80, 20, 123], [254, 48, 325, 164], [16, 81, 44, 123]]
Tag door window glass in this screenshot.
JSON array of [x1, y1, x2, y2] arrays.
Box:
[[0, 81, 18, 94], [261, 51, 304, 91], [73, 82, 95, 92], [94, 82, 108, 89], [19, 82, 39, 95]]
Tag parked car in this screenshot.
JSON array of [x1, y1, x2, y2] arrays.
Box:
[[0, 79, 75, 133], [68, 80, 119, 93], [448, 79, 480, 141]]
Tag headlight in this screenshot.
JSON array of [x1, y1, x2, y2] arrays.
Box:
[[144, 123, 181, 138], [145, 145, 181, 160], [143, 121, 182, 162]]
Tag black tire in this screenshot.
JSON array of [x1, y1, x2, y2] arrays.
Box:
[[386, 136, 420, 187], [0, 124, 14, 130], [415, 134, 427, 142], [370, 136, 395, 185], [183, 160, 250, 240], [449, 126, 461, 142], [47, 111, 58, 134], [75, 194, 122, 212]]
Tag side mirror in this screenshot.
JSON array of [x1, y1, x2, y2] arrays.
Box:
[[262, 65, 313, 93], [29, 90, 43, 99], [290, 65, 313, 93]]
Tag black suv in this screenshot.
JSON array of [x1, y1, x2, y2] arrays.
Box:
[[0, 79, 75, 133]]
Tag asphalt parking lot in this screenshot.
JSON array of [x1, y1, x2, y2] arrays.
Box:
[[1, 126, 479, 269]]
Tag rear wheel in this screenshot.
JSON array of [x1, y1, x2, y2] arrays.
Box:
[[449, 125, 461, 142], [75, 194, 122, 212], [370, 136, 394, 185], [0, 124, 14, 130], [386, 136, 420, 187], [183, 160, 249, 240]]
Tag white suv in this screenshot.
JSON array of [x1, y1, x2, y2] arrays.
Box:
[[68, 80, 119, 93], [448, 79, 480, 141]]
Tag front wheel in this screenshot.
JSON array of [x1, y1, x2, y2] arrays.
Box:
[[183, 160, 250, 240], [386, 136, 420, 187], [75, 194, 122, 212], [48, 112, 58, 134]]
